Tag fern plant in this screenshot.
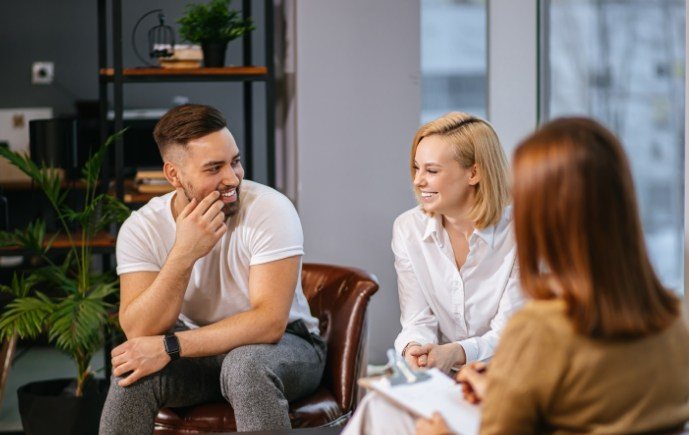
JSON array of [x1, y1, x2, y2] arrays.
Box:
[[178, 0, 255, 44], [0, 132, 130, 396]]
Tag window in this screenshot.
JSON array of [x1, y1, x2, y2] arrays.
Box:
[[421, 0, 487, 123], [542, 0, 686, 293]]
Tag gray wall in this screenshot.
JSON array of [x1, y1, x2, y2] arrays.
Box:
[[295, 0, 421, 364], [0, 0, 269, 182]]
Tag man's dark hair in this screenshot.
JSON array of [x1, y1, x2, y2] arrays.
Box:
[[153, 104, 227, 157]]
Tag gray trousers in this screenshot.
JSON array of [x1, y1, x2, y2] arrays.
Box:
[[99, 320, 326, 434]]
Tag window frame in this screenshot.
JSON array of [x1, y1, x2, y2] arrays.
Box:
[[488, 0, 688, 303]]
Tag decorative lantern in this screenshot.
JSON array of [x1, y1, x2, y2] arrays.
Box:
[[132, 9, 176, 66]]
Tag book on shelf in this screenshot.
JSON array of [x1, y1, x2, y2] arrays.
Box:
[[134, 169, 173, 194], [135, 169, 165, 180], [136, 183, 174, 194], [158, 44, 202, 69]]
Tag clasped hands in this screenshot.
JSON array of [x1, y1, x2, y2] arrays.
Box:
[[413, 361, 488, 435], [404, 342, 466, 373]]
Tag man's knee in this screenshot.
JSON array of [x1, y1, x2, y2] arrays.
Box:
[[100, 373, 165, 435], [220, 344, 281, 400], [106, 371, 163, 406]]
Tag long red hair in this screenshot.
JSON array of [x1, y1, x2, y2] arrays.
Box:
[[513, 117, 679, 339]]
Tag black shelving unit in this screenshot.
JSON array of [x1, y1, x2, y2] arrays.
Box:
[[97, 0, 276, 201]]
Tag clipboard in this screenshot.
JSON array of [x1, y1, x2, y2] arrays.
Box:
[[359, 368, 481, 435]]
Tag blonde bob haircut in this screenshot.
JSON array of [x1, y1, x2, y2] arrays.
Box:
[[410, 112, 510, 229]]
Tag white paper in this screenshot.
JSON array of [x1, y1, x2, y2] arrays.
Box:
[[366, 368, 481, 435]]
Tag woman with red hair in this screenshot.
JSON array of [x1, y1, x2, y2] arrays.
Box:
[[419, 117, 689, 434]]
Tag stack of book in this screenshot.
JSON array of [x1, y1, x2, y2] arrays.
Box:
[[135, 169, 174, 194], [158, 44, 203, 69]]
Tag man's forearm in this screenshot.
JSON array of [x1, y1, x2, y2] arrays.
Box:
[[120, 252, 195, 338], [175, 307, 288, 358]]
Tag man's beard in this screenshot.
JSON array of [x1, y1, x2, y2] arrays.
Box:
[[181, 182, 241, 218]]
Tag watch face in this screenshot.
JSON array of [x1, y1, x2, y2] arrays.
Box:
[[165, 334, 180, 354]]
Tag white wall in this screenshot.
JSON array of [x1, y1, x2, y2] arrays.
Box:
[[294, 0, 421, 363]]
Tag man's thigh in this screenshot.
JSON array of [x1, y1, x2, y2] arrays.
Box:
[[221, 331, 325, 402], [142, 353, 226, 408]]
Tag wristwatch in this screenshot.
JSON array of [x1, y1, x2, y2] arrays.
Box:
[[163, 333, 181, 361]]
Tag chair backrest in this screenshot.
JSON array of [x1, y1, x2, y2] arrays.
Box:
[[301, 263, 379, 413]]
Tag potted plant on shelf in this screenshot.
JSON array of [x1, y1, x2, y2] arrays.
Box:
[[0, 132, 130, 435], [177, 0, 255, 67]]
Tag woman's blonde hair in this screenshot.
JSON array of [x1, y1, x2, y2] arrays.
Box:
[[410, 112, 510, 229]]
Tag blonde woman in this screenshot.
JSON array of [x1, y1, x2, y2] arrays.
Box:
[[343, 113, 523, 434], [394, 112, 522, 373]]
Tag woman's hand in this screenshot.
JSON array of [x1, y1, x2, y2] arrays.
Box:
[[415, 412, 453, 435], [404, 342, 426, 369], [457, 362, 488, 404], [414, 343, 466, 373]]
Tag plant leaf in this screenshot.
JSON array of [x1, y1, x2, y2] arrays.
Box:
[[95, 195, 131, 232], [0, 220, 48, 252], [0, 273, 34, 298], [31, 264, 76, 293], [0, 294, 53, 342], [81, 129, 126, 190], [177, 0, 254, 44], [48, 294, 108, 356]]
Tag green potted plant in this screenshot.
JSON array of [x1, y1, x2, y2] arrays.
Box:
[[177, 0, 255, 67], [0, 132, 130, 435]]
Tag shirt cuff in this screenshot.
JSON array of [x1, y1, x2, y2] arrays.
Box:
[[457, 337, 479, 363], [394, 331, 435, 356]]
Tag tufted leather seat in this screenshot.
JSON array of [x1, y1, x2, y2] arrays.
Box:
[[153, 263, 379, 433]]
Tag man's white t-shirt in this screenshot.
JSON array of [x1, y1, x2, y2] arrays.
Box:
[[116, 180, 319, 334]]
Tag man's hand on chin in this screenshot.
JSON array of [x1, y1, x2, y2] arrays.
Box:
[[111, 335, 171, 387], [171, 189, 228, 263]]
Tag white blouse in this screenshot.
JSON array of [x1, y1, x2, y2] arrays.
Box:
[[392, 205, 524, 363]]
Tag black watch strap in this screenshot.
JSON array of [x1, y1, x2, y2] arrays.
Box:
[[163, 333, 181, 361]]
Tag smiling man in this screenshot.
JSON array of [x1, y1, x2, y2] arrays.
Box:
[[100, 104, 325, 434]]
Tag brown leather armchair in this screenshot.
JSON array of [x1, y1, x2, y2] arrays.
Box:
[[153, 263, 379, 433]]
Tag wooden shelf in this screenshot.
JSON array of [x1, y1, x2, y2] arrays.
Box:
[[99, 66, 268, 83], [0, 231, 115, 255], [0, 179, 88, 191], [123, 189, 174, 204], [51, 231, 116, 249], [0, 179, 171, 205]]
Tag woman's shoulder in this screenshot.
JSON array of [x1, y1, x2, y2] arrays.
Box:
[[508, 299, 571, 338], [517, 299, 566, 318], [393, 206, 428, 233], [394, 205, 426, 222]]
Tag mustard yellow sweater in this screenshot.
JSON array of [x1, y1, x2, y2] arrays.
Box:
[[480, 299, 689, 434]]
